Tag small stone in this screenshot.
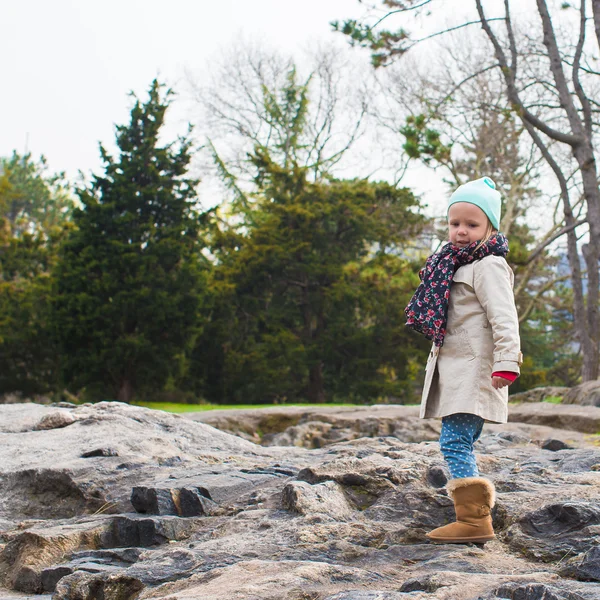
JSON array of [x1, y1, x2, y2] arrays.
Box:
[[399, 573, 441, 593], [491, 582, 583, 600], [497, 431, 531, 444], [81, 448, 119, 458], [281, 480, 354, 519], [131, 486, 217, 517], [426, 465, 448, 488], [178, 487, 218, 517], [34, 411, 75, 431], [131, 487, 178, 516], [542, 439, 574, 451], [563, 545, 600, 582]]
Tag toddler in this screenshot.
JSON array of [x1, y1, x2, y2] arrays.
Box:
[[405, 177, 522, 544]]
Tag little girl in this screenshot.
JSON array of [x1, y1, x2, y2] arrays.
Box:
[[405, 177, 522, 544]]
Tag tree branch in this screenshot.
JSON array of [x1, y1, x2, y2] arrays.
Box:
[[535, 0, 586, 141], [504, 0, 517, 75], [572, 1, 594, 139], [525, 217, 587, 265], [371, 0, 433, 30], [475, 0, 581, 147], [592, 0, 600, 52], [518, 274, 571, 323], [406, 18, 505, 51]]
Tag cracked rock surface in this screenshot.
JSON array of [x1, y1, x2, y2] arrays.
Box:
[[1, 401, 600, 599]]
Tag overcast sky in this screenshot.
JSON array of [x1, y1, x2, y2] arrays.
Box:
[[1, 1, 366, 175], [2, 0, 542, 218]]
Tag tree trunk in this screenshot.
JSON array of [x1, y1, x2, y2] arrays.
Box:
[[308, 361, 326, 403], [477, 0, 600, 381], [592, 0, 600, 56], [300, 274, 327, 403], [575, 151, 600, 380], [117, 378, 134, 403]]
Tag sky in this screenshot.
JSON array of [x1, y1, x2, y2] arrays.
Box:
[[1, 0, 553, 223], [1, 1, 364, 177], [2, 0, 458, 213]]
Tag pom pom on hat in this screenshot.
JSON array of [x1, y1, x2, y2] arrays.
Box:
[[447, 177, 501, 230]]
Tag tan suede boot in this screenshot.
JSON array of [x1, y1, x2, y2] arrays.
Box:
[[426, 477, 495, 544]]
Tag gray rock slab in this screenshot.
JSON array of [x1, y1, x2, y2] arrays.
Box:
[[561, 545, 600, 582], [508, 402, 600, 434], [282, 480, 355, 519], [0, 588, 52, 599], [2, 401, 600, 599], [488, 581, 600, 599], [505, 502, 600, 561], [185, 403, 600, 449], [563, 381, 600, 407], [324, 593, 415, 599], [124, 548, 202, 586]]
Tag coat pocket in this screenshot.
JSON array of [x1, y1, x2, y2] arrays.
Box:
[[443, 327, 477, 361]]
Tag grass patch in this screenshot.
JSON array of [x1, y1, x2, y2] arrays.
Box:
[[134, 401, 360, 414], [543, 395, 563, 404]]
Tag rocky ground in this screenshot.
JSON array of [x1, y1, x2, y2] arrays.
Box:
[[0, 400, 600, 600]]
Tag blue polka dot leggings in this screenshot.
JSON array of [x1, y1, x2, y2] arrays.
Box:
[[439, 413, 485, 479]]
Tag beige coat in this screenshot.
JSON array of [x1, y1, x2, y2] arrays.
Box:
[[420, 254, 522, 424]]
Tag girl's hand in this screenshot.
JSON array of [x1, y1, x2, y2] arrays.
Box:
[[492, 375, 511, 389]]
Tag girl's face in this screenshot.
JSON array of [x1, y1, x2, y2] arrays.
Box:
[[448, 202, 490, 248]]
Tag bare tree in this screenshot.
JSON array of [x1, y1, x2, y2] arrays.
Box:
[[337, 0, 600, 381], [187, 42, 370, 185]]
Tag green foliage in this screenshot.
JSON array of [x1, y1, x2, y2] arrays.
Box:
[[400, 114, 451, 163], [543, 395, 563, 404], [196, 168, 427, 404], [0, 154, 73, 395], [52, 80, 207, 403], [331, 19, 410, 68], [0, 152, 72, 239], [189, 69, 428, 404], [259, 68, 310, 168]]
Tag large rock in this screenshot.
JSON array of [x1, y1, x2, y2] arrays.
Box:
[[188, 403, 600, 448], [504, 502, 600, 561], [507, 402, 600, 434], [488, 581, 599, 599], [563, 380, 600, 407], [53, 571, 144, 600], [561, 545, 600, 582], [188, 404, 439, 447], [1, 401, 600, 599], [509, 387, 570, 404], [281, 481, 354, 519]]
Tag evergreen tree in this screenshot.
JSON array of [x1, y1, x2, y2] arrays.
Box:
[[0, 153, 72, 395], [52, 80, 206, 403], [189, 71, 426, 404]]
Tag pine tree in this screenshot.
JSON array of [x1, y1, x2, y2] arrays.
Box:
[[53, 80, 206, 402], [189, 70, 427, 404], [0, 153, 72, 395]]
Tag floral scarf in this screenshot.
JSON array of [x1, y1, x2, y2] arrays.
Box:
[[405, 233, 509, 347]]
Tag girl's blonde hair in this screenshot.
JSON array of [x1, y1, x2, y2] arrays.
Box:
[[474, 220, 497, 252]]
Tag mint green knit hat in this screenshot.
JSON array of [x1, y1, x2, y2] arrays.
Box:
[[447, 176, 501, 230]]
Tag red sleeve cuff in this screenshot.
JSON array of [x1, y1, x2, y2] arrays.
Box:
[[492, 371, 518, 383]]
